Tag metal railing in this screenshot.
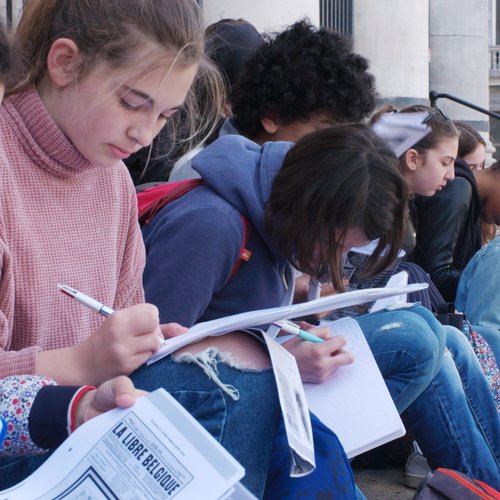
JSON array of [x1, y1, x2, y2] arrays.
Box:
[[429, 90, 500, 121], [490, 46, 500, 72]]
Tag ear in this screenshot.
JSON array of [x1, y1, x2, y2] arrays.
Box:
[[46, 38, 82, 88], [261, 115, 280, 135], [404, 148, 421, 172]]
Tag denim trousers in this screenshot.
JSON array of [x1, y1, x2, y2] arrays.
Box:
[[442, 325, 500, 466], [131, 353, 280, 498], [456, 236, 500, 333], [357, 304, 445, 413], [0, 352, 280, 498], [359, 304, 500, 488]]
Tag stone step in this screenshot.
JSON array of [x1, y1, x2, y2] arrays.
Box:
[[354, 468, 416, 499]]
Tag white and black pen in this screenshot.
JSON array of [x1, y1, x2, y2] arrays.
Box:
[[57, 284, 115, 317]]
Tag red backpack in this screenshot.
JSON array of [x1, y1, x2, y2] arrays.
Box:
[[414, 468, 500, 500], [137, 179, 251, 279]]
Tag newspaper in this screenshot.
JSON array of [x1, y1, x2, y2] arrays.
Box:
[[263, 333, 315, 477], [0, 389, 251, 500]]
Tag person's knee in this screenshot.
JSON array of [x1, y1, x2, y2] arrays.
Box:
[[444, 324, 469, 354], [365, 305, 445, 353]]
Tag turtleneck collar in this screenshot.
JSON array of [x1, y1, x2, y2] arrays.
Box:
[[4, 86, 97, 178]]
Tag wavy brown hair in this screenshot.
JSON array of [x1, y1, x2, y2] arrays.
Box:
[[455, 121, 486, 159], [265, 124, 409, 291], [9, 0, 224, 149]]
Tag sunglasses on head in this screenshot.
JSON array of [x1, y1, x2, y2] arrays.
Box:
[[422, 106, 450, 124]]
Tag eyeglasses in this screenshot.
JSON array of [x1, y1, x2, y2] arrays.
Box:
[[422, 106, 450, 124]]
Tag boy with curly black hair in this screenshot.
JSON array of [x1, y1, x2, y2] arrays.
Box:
[[169, 19, 377, 180], [232, 19, 376, 139]]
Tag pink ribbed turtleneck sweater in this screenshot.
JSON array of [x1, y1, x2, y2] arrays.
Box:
[[0, 87, 145, 377]]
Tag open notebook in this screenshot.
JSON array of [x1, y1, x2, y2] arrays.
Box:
[[148, 283, 428, 364], [304, 317, 405, 458]]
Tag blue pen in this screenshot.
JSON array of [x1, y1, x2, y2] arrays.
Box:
[[272, 320, 325, 343]]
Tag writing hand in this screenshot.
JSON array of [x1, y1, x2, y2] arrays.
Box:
[[77, 303, 163, 385], [282, 324, 354, 384]]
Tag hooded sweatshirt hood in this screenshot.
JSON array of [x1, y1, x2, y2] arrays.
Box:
[[143, 133, 297, 325], [192, 134, 293, 255]]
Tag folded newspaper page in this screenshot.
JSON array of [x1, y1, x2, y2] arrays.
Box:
[[0, 389, 252, 500], [264, 333, 315, 477]]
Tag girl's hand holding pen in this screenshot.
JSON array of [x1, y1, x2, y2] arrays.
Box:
[[282, 322, 354, 384], [55, 285, 187, 385], [76, 303, 165, 385]]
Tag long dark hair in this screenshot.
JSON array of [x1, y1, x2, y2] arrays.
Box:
[[265, 124, 409, 291], [455, 121, 486, 158]]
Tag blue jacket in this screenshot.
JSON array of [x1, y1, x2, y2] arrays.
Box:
[[142, 135, 295, 326]]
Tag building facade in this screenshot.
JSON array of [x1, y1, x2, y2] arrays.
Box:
[[2, 0, 496, 158]]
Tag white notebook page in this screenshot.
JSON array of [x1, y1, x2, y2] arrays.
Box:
[[304, 317, 405, 458]]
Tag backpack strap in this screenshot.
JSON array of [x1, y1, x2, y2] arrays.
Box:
[[137, 179, 252, 280], [138, 179, 205, 226]]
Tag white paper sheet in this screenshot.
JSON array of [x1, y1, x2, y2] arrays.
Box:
[[148, 283, 428, 364], [305, 317, 405, 458]]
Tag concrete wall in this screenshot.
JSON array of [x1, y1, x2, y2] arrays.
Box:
[[201, 0, 319, 33], [430, 0, 489, 125], [353, 0, 429, 105]]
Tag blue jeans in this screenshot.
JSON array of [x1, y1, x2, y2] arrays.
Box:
[[443, 325, 500, 465], [357, 304, 444, 413], [456, 236, 500, 332], [131, 352, 280, 498], [0, 352, 280, 498], [359, 305, 500, 488]]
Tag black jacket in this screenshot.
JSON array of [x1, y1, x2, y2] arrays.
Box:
[[411, 158, 482, 302]]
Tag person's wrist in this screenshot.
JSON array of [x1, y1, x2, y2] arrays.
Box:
[[71, 338, 101, 386], [70, 386, 96, 433]]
